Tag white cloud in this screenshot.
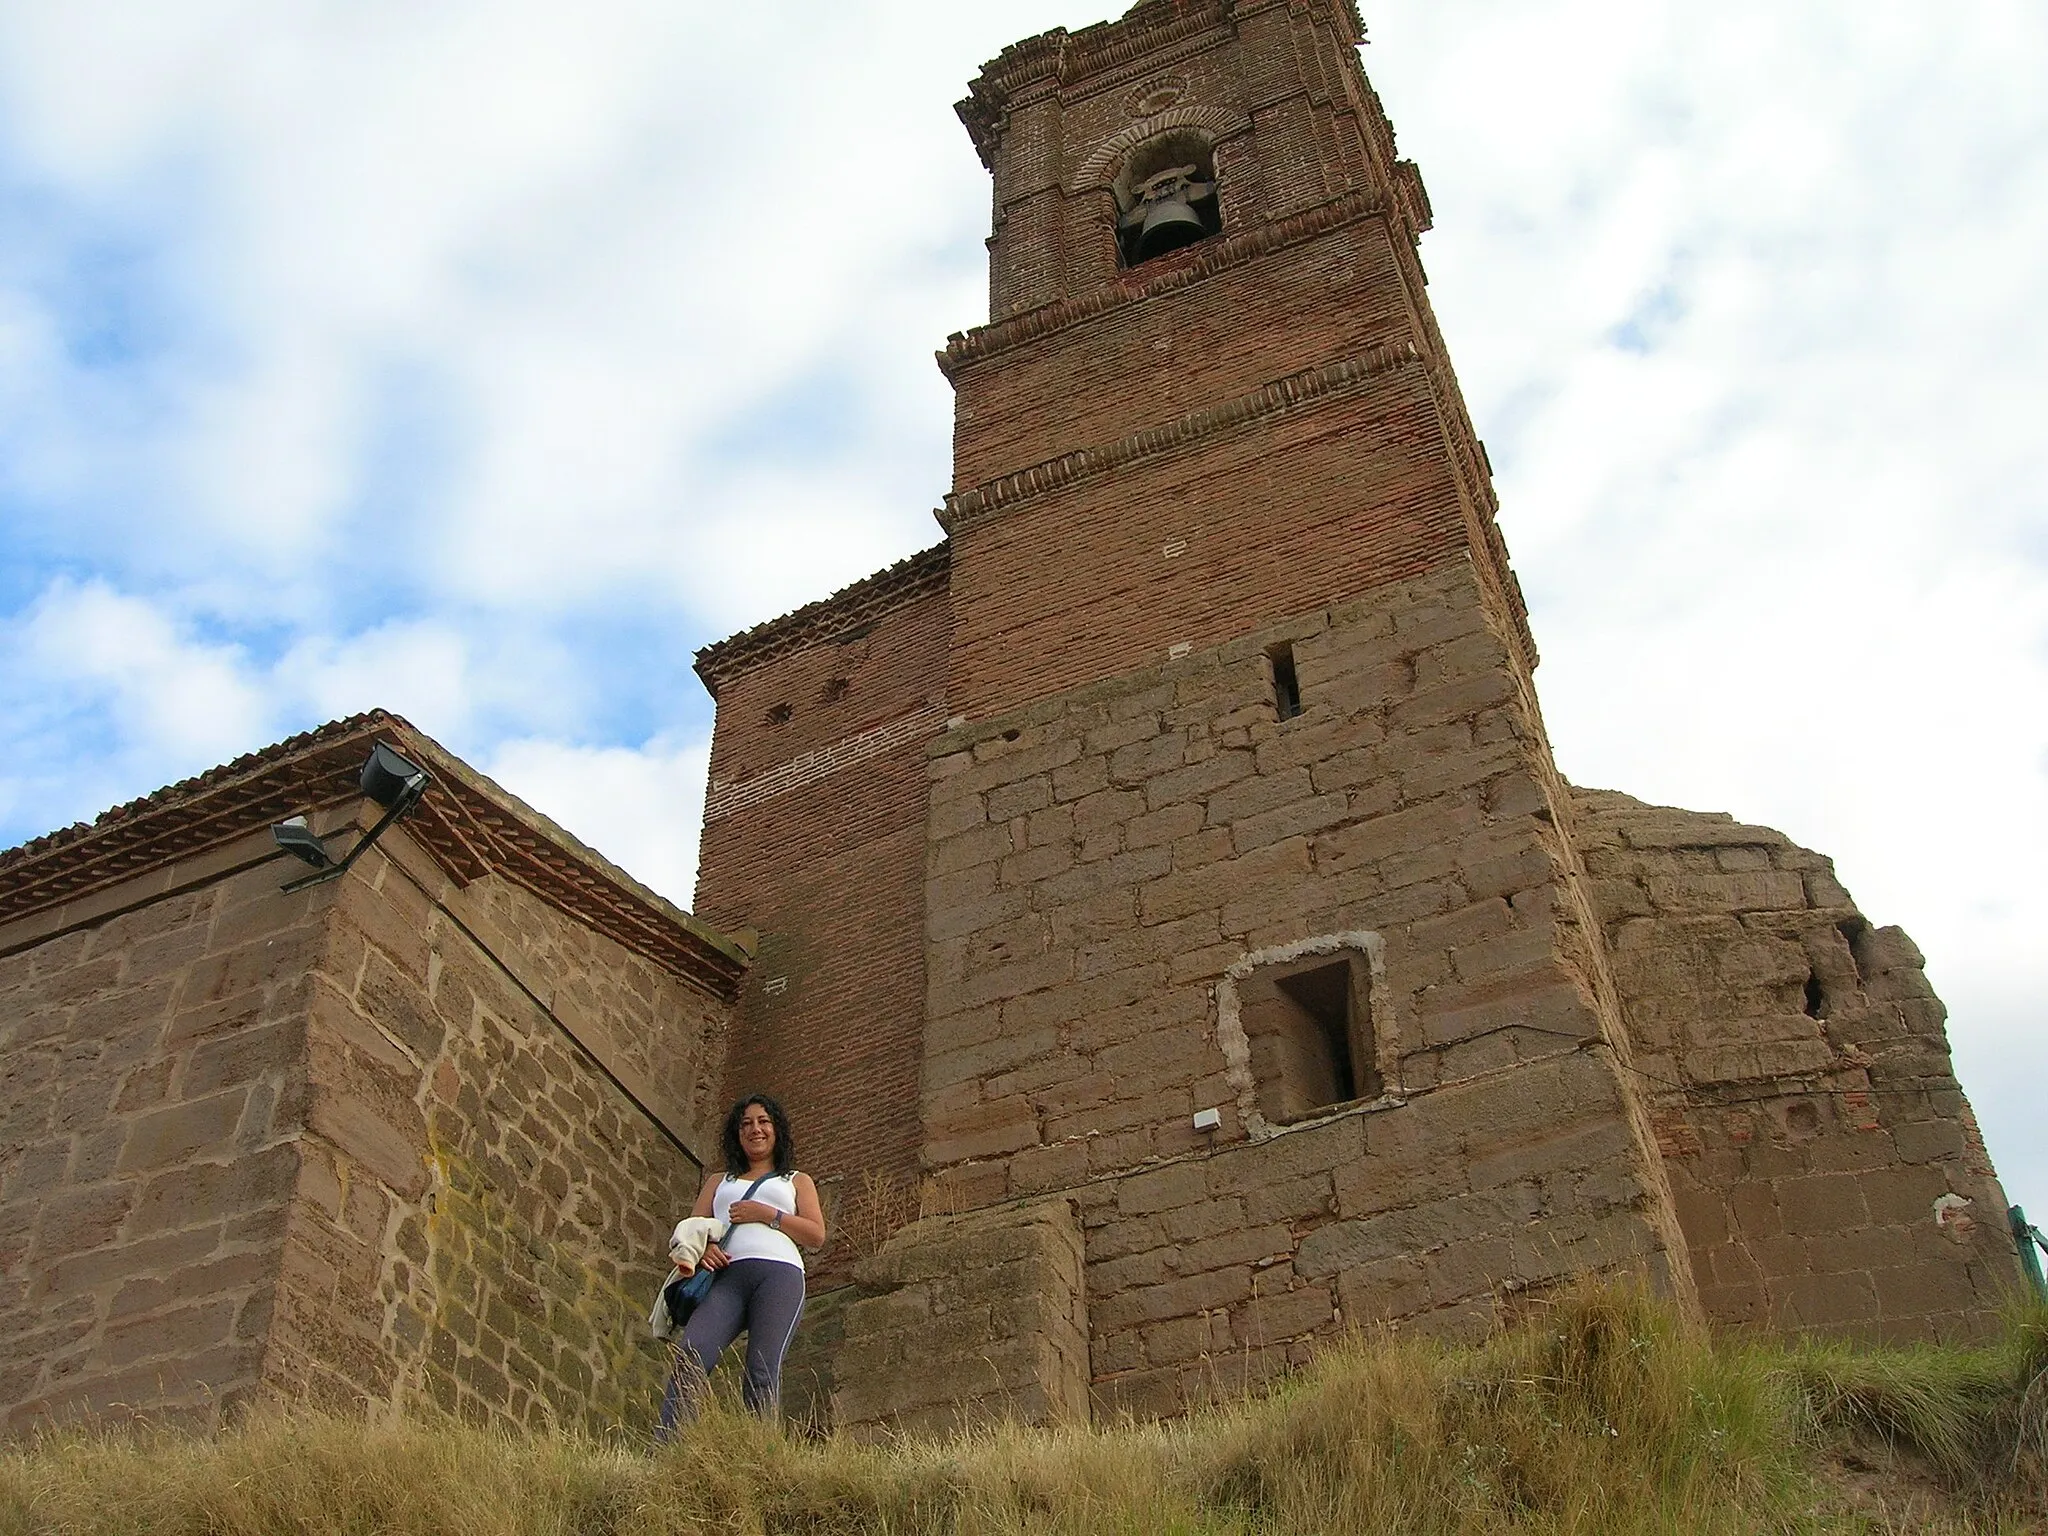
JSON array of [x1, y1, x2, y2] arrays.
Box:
[[10, 578, 274, 763], [274, 617, 477, 735], [483, 733, 710, 909]]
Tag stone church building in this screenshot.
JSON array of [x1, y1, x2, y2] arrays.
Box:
[[0, 0, 2022, 1438]]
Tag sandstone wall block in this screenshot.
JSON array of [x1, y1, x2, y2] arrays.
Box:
[[832, 1199, 1088, 1440]]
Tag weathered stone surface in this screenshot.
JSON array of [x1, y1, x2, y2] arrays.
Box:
[[1574, 787, 2017, 1343], [833, 1200, 1088, 1440], [1, 817, 736, 1440], [4, 0, 2020, 1453], [0, 861, 317, 1435]]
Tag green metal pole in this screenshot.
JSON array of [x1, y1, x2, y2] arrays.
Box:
[[2011, 1206, 2047, 1296]]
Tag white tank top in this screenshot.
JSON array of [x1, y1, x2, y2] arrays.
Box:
[[713, 1173, 804, 1270]]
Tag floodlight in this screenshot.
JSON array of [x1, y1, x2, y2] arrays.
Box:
[[360, 743, 429, 811], [273, 740, 435, 891], [271, 815, 333, 869]]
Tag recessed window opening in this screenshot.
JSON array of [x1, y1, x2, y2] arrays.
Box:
[[821, 677, 851, 703], [1238, 952, 1379, 1125], [1802, 971, 1826, 1019], [765, 702, 794, 726], [1268, 642, 1302, 721], [1113, 129, 1221, 267]]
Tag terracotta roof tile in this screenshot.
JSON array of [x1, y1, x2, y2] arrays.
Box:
[[0, 710, 748, 997]]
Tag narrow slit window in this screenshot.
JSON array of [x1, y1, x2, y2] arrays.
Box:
[[1268, 642, 1302, 721]]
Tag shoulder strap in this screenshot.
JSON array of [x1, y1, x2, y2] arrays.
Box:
[[715, 1174, 776, 1245]]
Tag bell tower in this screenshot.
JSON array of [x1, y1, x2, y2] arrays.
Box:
[[903, 0, 1699, 1418], [701, 0, 2017, 1433], [938, 0, 1532, 726]]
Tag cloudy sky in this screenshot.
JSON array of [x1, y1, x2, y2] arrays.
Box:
[[1, 2, 2041, 1219]]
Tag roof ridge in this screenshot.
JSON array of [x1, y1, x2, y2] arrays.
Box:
[[0, 710, 748, 995], [0, 710, 401, 875], [692, 541, 950, 693]]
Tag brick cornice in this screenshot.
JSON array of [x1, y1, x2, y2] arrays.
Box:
[[938, 188, 1387, 380], [956, 6, 1233, 169], [939, 340, 1422, 535], [0, 711, 749, 996], [1069, 104, 1250, 193], [692, 542, 951, 694], [955, 0, 1363, 168]]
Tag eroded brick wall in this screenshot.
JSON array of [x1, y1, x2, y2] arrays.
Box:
[[947, 358, 1473, 723], [0, 839, 316, 1432], [918, 562, 1692, 1413], [1575, 791, 2019, 1341], [695, 583, 950, 1232], [267, 829, 725, 1430], [952, 217, 1424, 495]]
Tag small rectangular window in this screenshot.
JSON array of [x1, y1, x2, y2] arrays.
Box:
[[1238, 953, 1378, 1123], [1268, 642, 1302, 721]]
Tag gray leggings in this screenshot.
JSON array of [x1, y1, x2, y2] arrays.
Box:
[[658, 1258, 806, 1430]]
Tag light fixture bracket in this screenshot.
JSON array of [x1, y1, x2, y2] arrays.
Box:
[[273, 742, 432, 892]]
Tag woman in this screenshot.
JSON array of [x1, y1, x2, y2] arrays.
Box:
[[657, 1094, 825, 1433]]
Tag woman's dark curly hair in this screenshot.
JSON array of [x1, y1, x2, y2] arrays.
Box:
[[721, 1094, 795, 1177]]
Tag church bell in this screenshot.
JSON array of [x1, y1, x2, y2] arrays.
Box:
[[1135, 196, 1208, 261]]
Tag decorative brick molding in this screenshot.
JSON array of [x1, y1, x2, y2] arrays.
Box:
[[1070, 104, 1248, 193], [956, 1, 1365, 170], [703, 703, 948, 824], [940, 340, 1422, 533], [693, 543, 951, 694], [939, 188, 1390, 378]]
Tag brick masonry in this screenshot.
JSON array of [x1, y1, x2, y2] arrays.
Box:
[[694, 576, 951, 1275], [692, 0, 2019, 1432]]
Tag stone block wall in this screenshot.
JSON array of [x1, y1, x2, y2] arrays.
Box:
[[916, 559, 1693, 1413], [2, 806, 736, 1438], [1076, 1051, 1669, 1418], [0, 833, 319, 1431], [1576, 790, 2019, 1341], [831, 1199, 1088, 1438], [266, 825, 725, 1430]]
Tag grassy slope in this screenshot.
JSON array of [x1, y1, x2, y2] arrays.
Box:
[[2, 1285, 2042, 1536]]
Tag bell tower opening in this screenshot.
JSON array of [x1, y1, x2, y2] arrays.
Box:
[[1113, 130, 1221, 267]]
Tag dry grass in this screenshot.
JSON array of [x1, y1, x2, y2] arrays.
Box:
[[3, 1282, 2041, 1536]]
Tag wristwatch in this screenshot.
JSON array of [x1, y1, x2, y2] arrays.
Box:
[[770, 1210, 784, 1229]]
